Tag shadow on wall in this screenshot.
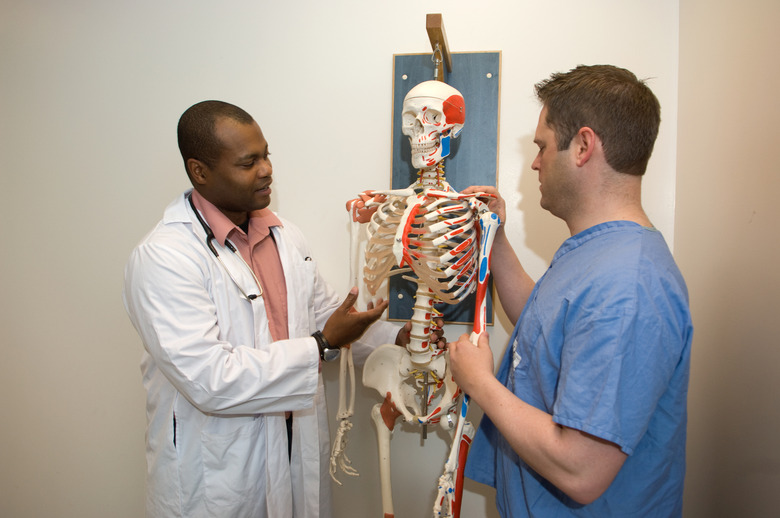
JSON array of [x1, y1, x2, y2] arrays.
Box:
[[515, 134, 570, 264]]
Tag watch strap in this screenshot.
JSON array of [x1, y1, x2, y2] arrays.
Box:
[[312, 330, 339, 362]]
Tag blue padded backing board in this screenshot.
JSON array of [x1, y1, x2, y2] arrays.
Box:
[[388, 51, 500, 325]]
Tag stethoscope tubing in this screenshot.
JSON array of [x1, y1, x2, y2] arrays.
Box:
[[187, 192, 263, 300]]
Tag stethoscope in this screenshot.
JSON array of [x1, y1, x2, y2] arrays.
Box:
[[188, 192, 263, 301]]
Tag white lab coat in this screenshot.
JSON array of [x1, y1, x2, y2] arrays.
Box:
[[123, 192, 396, 518]]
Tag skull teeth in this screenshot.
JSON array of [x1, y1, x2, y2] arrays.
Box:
[[411, 141, 438, 154]]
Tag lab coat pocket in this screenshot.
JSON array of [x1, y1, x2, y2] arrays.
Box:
[[299, 259, 317, 305], [288, 258, 318, 333], [201, 417, 266, 516]]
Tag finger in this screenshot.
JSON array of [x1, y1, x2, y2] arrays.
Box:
[[355, 299, 389, 324], [462, 185, 493, 195], [339, 287, 360, 311], [368, 298, 389, 314], [366, 297, 385, 311], [458, 333, 473, 346]]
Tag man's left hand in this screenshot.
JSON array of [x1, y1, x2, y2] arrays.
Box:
[[395, 317, 446, 349]]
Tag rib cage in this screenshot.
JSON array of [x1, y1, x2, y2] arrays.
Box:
[[363, 186, 478, 305]]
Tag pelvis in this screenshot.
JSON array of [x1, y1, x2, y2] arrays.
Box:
[[363, 344, 460, 426]]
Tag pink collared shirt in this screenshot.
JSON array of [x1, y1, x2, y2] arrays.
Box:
[[191, 190, 289, 341]]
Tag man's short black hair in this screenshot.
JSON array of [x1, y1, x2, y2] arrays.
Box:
[[177, 100, 254, 173]]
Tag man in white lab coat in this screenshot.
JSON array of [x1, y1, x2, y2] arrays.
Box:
[[123, 100, 406, 517]]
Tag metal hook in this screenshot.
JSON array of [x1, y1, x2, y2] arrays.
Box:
[[431, 43, 443, 81]]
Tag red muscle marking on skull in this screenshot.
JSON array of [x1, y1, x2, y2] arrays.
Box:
[[443, 95, 465, 124]]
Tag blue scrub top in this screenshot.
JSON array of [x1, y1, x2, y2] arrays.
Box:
[[466, 221, 693, 517]]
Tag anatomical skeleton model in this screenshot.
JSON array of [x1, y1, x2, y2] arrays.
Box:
[[331, 80, 500, 518]]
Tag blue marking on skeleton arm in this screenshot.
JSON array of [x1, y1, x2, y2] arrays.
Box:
[[477, 213, 500, 282]]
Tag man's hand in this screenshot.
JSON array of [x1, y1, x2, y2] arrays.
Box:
[[447, 332, 495, 395], [462, 185, 506, 225], [322, 287, 388, 348], [394, 317, 446, 348]]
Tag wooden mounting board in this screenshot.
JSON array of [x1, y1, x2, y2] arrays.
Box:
[[388, 51, 501, 325]]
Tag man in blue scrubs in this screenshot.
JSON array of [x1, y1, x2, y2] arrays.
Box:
[[450, 65, 693, 517]]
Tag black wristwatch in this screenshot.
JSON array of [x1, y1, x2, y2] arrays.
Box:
[[312, 330, 340, 362]]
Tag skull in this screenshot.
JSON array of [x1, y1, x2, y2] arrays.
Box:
[[401, 80, 465, 169]]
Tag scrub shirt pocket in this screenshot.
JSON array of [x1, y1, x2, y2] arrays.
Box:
[[202, 417, 266, 516], [509, 304, 546, 387]]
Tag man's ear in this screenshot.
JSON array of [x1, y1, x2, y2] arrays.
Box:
[[573, 127, 599, 167], [187, 158, 208, 186]]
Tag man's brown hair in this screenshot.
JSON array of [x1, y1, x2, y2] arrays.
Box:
[[535, 65, 661, 176]]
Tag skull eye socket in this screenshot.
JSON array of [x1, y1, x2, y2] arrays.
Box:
[[402, 112, 417, 128], [402, 108, 444, 128], [423, 110, 443, 125]]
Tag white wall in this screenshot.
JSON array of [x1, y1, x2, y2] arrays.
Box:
[[0, 1, 680, 516], [677, 0, 780, 516]]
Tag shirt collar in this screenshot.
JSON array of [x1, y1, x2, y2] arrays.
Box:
[[552, 220, 643, 266], [190, 189, 282, 246]]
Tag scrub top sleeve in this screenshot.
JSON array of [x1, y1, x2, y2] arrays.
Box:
[[552, 306, 678, 454]]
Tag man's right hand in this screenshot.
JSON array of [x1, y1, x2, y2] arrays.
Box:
[[462, 185, 507, 225], [321, 287, 388, 348]]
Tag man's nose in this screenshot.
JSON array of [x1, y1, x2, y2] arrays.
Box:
[[258, 160, 272, 177], [531, 154, 541, 171]]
